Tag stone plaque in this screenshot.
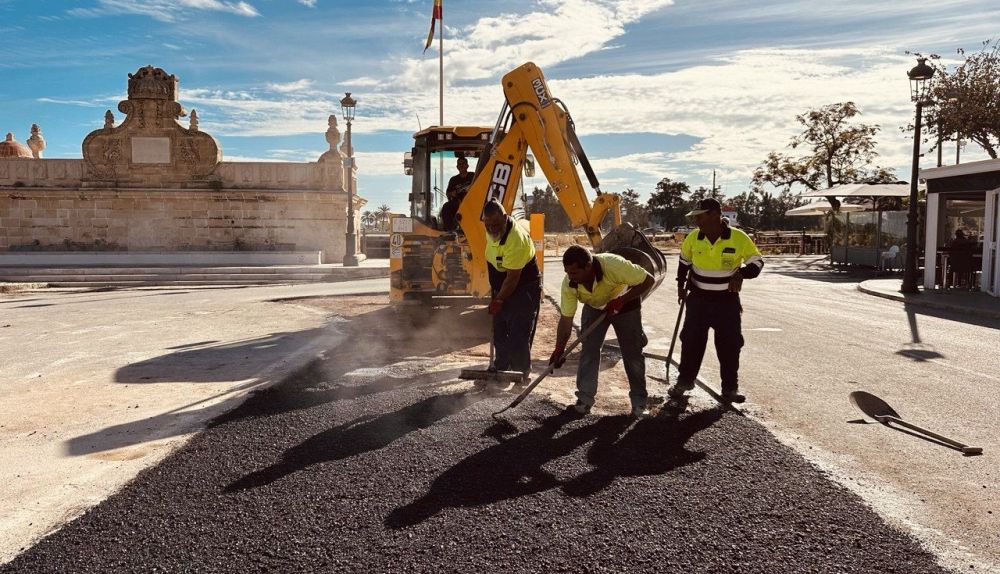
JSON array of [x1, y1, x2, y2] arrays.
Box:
[[131, 137, 171, 164]]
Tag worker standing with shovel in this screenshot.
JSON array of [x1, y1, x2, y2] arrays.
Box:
[[549, 245, 654, 418], [669, 198, 763, 404], [481, 200, 541, 387]]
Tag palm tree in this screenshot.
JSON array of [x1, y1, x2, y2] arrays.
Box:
[[377, 204, 392, 231], [361, 210, 376, 230]]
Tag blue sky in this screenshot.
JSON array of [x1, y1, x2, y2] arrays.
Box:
[[2, 0, 998, 213]]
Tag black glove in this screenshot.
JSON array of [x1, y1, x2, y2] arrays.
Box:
[[548, 346, 566, 369]]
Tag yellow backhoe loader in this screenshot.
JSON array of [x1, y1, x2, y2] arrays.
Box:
[[389, 62, 665, 305]]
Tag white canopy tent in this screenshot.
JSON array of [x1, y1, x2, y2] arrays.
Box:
[[800, 183, 910, 198], [798, 184, 909, 268], [785, 200, 867, 217]]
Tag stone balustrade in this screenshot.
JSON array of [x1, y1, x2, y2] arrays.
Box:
[[0, 159, 86, 188]]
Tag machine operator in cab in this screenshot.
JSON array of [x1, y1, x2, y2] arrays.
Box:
[[439, 156, 474, 231], [669, 198, 763, 403], [482, 199, 541, 385]]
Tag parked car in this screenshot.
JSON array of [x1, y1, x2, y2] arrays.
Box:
[[642, 226, 665, 235], [671, 226, 696, 233]]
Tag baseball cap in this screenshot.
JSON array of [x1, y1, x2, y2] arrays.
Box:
[[686, 198, 722, 217]]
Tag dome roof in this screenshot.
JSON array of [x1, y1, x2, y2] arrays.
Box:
[[0, 133, 32, 159]]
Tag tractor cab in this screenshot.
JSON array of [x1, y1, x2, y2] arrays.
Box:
[[404, 126, 493, 229]]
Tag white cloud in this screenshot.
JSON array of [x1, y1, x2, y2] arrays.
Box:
[[173, 43, 957, 197], [36, 97, 105, 108], [391, 0, 674, 89], [298, 0, 316, 6], [267, 79, 315, 93], [355, 152, 408, 177], [69, 0, 260, 22]]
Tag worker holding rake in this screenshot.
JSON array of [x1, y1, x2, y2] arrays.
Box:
[[482, 200, 541, 386], [550, 245, 654, 418]]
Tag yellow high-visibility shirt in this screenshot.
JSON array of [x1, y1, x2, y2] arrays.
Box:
[[485, 218, 538, 293], [485, 219, 536, 273], [560, 253, 650, 317], [678, 226, 763, 292]]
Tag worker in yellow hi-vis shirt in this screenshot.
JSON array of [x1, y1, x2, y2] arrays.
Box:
[[482, 200, 541, 385], [549, 245, 654, 418], [669, 198, 764, 403]]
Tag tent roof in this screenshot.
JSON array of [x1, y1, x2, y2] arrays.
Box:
[[785, 200, 867, 217], [800, 183, 909, 198]]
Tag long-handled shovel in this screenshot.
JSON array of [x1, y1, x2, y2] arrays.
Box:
[[491, 313, 608, 419], [664, 293, 686, 386], [849, 391, 983, 456]]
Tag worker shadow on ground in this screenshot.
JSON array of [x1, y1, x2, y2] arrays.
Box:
[[385, 403, 722, 529], [69, 300, 488, 456], [115, 329, 330, 384], [224, 390, 485, 492], [209, 303, 491, 427]]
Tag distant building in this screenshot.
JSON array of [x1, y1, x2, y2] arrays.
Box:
[[0, 66, 364, 263]]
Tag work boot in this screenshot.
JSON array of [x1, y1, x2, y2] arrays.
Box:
[[514, 372, 530, 389], [630, 405, 650, 419], [720, 389, 746, 404], [571, 401, 591, 415], [668, 381, 694, 399]]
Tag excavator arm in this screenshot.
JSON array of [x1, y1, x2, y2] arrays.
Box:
[[455, 62, 622, 296]]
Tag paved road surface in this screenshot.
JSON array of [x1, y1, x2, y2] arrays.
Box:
[[2, 299, 951, 574], [545, 254, 998, 570], [0, 279, 387, 563]]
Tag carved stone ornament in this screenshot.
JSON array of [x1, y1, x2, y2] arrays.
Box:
[[127, 65, 178, 101], [82, 65, 221, 187], [27, 123, 46, 158], [318, 114, 344, 190]]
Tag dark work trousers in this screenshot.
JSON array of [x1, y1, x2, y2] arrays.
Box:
[[492, 281, 541, 374], [677, 290, 744, 392], [576, 304, 648, 409]]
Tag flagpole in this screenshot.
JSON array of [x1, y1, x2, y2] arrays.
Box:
[[438, 1, 443, 126], [437, 1, 444, 208]]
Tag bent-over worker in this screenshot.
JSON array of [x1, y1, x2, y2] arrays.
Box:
[[550, 245, 654, 418], [483, 199, 541, 384], [670, 198, 763, 403]]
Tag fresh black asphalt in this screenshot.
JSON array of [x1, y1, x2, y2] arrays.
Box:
[[3, 305, 952, 573]]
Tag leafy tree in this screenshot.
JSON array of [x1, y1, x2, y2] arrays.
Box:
[[620, 187, 650, 228], [688, 185, 723, 204], [915, 40, 1000, 159], [752, 102, 897, 196], [376, 204, 392, 231], [528, 186, 572, 232], [361, 210, 377, 230], [730, 191, 761, 230], [647, 177, 689, 230]]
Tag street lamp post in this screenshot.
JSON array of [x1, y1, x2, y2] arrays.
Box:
[[341, 92, 359, 267], [901, 57, 935, 294]]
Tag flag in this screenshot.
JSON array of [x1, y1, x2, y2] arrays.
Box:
[[423, 0, 442, 53]]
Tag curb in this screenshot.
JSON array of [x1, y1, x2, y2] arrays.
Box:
[[856, 282, 1000, 320]]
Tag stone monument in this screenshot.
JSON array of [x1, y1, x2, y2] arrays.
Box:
[[81, 65, 221, 187]]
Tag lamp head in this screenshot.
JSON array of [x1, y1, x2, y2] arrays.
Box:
[[340, 92, 357, 122], [907, 57, 935, 104]]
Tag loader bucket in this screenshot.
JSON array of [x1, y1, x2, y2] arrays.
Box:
[[597, 223, 668, 297]]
